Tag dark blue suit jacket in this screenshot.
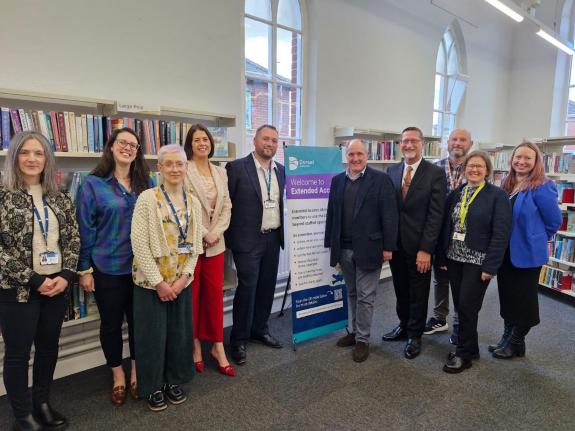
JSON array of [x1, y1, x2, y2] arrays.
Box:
[[225, 154, 285, 253], [509, 181, 562, 268], [324, 166, 398, 271], [437, 182, 512, 275]]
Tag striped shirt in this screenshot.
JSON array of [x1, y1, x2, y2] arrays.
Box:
[[435, 157, 465, 193], [76, 174, 152, 275]]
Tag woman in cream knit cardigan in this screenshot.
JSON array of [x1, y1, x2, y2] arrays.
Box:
[[131, 144, 203, 412]]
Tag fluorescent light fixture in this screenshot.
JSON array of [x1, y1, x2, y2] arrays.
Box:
[[484, 0, 524, 22], [536, 29, 575, 56]]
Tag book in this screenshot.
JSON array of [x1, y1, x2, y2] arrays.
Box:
[[49, 111, 60, 151], [57, 112, 68, 151], [18, 109, 30, 131], [81, 115, 88, 152], [86, 114, 95, 152], [10, 109, 22, 134], [63, 112, 72, 152], [75, 115, 83, 153], [93, 115, 100, 152], [69, 112, 78, 153], [1, 107, 10, 149]]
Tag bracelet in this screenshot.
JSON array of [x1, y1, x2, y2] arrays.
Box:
[[77, 268, 94, 276]]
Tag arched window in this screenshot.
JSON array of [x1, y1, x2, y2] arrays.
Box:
[[244, 0, 303, 156], [562, 0, 575, 136], [433, 23, 468, 141]]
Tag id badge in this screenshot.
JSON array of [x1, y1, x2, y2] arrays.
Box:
[[453, 232, 466, 242], [40, 251, 60, 265], [264, 199, 277, 209], [177, 243, 194, 254]]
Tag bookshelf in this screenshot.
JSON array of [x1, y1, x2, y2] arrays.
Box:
[[334, 126, 443, 162], [0, 88, 238, 395]]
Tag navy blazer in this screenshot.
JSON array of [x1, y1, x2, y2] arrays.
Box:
[[509, 181, 562, 268], [437, 182, 512, 275], [324, 166, 398, 271], [225, 154, 285, 253], [387, 159, 446, 256]]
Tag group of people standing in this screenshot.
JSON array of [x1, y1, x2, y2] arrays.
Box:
[[0, 123, 286, 430], [327, 127, 562, 374]]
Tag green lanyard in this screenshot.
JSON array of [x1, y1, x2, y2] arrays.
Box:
[[459, 182, 485, 229]]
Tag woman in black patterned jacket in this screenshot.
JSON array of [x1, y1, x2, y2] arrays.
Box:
[[0, 131, 80, 431]]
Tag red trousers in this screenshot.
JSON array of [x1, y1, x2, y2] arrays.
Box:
[[192, 252, 225, 342]]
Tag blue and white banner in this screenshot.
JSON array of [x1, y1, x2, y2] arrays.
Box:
[[284, 146, 348, 344]]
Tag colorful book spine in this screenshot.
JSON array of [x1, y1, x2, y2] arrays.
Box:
[[1, 107, 10, 149], [57, 112, 68, 151], [86, 114, 95, 152], [49, 112, 60, 151], [10, 109, 22, 134]]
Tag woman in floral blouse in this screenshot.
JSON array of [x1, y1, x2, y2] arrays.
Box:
[[131, 144, 203, 412]]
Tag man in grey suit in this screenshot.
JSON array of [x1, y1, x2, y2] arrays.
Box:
[[325, 140, 398, 362]]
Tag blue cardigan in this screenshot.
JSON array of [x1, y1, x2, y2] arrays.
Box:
[[509, 181, 562, 268]]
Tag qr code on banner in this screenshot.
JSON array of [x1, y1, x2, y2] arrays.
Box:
[[334, 288, 343, 301]]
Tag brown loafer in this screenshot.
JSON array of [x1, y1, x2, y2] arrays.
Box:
[[112, 385, 126, 406], [352, 341, 369, 362], [130, 382, 138, 400]]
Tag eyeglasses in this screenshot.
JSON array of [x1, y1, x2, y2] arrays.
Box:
[[115, 139, 140, 151], [466, 164, 486, 170]]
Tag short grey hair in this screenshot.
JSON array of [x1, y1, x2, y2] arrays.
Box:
[[158, 144, 187, 163], [345, 139, 367, 154], [2, 131, 58, 195]]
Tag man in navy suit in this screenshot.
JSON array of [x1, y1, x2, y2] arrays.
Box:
[[382, 127, 446, 359], [325, 140, 398, 362], [225, 125, 286, 365]]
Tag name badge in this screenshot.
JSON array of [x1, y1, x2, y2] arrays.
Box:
[[264, 200, 277, 209], [453, 232, 466, 242], [177, 243, 194, 255], [40, 251, 60, 265]]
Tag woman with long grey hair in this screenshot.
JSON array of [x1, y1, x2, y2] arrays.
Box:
[[0, 131, 80, 431]]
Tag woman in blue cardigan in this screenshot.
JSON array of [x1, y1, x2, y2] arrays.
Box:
[[492, 142, 562, 359]]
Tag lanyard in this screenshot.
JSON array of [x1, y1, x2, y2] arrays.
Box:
[[33, 197, 50, 247], [160, 185, 190, 242], [459, 183, 485, 229], [263, 164, 273, 200]]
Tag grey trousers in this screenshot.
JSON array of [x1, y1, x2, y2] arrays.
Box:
[[432, 263, 459, 325], [340, 249, 381, 344]]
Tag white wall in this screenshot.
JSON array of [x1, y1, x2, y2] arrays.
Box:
[[0, 0, 245, 147], [307, 0, 516, 147]]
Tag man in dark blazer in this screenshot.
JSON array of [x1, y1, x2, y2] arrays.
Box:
[[325, 139, 398, 362], [225, 124, 286, 365], [382, 127, 446, 359]]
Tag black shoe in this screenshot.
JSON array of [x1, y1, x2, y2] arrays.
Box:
[[443, 355, 472, 374], [231, 344, 247, 365], [147, 390, 168, 412], [352, 341, 369, 362], [336, 332, 356, 347], [492, 338, 526, 359], [33, 403, 67, 429], [163, 384, 187, 405], [404, 338, 421, 359], [13, 415, 43, 431], [447, 351, 480, 361], [423, 317, 448, 335], [251, 333, 283, 348], [488, 321, 513, 352], [382, 325, 407, 342], [449, 324, 459, 345]]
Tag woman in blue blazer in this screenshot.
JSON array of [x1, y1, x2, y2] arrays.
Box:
[[492, 142, 562, 359], [437, 151, 512, 373]]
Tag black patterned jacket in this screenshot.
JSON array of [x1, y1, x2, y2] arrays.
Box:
[[0, 185, 80, 302]]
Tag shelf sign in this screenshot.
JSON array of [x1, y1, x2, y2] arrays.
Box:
[[117, 101, 160, 113]]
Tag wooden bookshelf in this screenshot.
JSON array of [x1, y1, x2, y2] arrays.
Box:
[[539, 282, 575, 297]]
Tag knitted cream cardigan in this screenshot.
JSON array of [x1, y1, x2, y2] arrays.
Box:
[[131, 187, 204, 289]]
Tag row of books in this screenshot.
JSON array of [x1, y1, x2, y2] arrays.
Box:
[[0, 106, 229, 156], [61, 170, 162, 200], [552, 236, 575, 263], [64, 282, 98, 322], [556, 182, 575, 204], [542, 152, 573, 175], [487, 150, 511, 171], [339, 139, 441, 162], [539, 265, 573, 291]]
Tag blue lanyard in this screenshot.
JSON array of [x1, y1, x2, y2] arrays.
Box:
[[160, 184, 189, 241], [33, 197, 49, 247]]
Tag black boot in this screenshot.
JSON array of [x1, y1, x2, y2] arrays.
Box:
[[492, 326, 528, 359], [12, 414, 44, 431], [488, 320, 513, 352], [33, 403, 67, 430]]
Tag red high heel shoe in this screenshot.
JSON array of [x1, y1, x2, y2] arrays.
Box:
[[210, 353, 236, 376], [194, 361, 205, 373]]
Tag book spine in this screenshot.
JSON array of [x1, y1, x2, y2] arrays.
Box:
[[81, 115, 88, 152], [86, 114, 95, 152], [75, 116, 83, 153], [154, 120, 160, 153], [93, 116, 100, 152], [18, 109, 29, 131], [57, 112, 68, 151], [49, 112, 61, 151], [97, 115, 104, 152], [10, 109, 22, 134], [1, 108, 11, 149], [44, 113, 55, 150], [69, 112, 78, 153]]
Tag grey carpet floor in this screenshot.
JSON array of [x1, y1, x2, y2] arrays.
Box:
[[1, 280, 575, 431]]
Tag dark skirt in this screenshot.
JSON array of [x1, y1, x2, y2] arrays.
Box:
[[497, 250, 541, 328]]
